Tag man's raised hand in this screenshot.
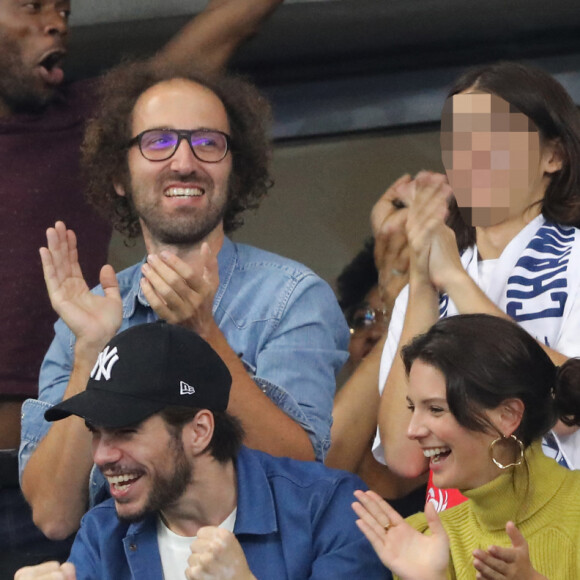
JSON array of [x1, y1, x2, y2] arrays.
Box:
[[39, 221, 122, 349]]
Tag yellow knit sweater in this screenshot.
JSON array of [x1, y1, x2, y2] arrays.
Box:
[[403, 442, 580, 579]]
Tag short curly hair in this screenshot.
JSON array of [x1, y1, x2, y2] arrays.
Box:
[[82, 61, 273, 238]]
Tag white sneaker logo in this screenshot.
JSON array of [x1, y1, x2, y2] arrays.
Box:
[[180, 381, 195, 395], [91, 346, 120, 381]]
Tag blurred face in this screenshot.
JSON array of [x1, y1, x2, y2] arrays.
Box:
[[0, 0, 70, 114], [406, 360, 501, 491], [92, 415, 192, 522], [118, 79, 233, 246], [441, 91, 550, 227]]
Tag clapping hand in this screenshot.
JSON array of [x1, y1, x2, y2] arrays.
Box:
[[473, 522, 548, 580], [140, 243, 219, 339], [352, 489, 449, 580], [39, 221, 122, 350]]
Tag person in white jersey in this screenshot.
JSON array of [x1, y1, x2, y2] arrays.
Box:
[[373, 61, 580, 511]]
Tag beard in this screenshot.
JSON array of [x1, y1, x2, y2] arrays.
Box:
[[0, 35, 58, 114], [117, 435, 193, 524], [125, 173, 228, 246]]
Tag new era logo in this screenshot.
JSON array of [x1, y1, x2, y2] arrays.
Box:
[[91, 346, 119, 381], [180, 381, 195, 395]]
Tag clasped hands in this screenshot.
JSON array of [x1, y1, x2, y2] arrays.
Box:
[[372, 171, 465, 296]]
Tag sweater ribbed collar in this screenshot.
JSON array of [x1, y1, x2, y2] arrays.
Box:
[[463, 441, 568, 532]]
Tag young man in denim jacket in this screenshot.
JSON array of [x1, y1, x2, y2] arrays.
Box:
[[17, 323, 380, 580]]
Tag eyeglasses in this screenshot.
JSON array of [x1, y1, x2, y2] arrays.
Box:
[[347, 304, 389, 335], [128, 129, 231, 163]]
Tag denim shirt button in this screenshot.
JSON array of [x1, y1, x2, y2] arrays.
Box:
[[129, 543, 137, 551]]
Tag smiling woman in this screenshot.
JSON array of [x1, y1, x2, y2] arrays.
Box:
[[374, 62, 580, 506], [354, 313, 580, 580]]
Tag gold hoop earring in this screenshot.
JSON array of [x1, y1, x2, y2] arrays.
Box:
[[489, 434, 524, 470]]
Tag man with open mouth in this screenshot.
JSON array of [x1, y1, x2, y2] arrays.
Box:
[[0, 0, 284, 574], [16, 323, 382, 580]]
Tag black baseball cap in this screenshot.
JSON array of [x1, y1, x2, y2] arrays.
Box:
[[45, 322, 232, 428]]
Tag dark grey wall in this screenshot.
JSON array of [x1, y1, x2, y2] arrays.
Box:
[[87, 1, 580, 285]]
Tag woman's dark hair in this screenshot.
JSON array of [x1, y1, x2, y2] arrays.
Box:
[[442, 61, 580, 233], [82, 60, 273, 238], [159, 406, 245, 463], [401, 314, 580, 446]]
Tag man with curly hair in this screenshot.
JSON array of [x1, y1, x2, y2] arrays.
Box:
[[19, 62, 349, 545], [1, 0, 284, 573]]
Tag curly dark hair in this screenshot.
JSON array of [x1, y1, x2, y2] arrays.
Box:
[[82, 61, 273, 238]]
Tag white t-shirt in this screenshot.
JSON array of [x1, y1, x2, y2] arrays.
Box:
[[373, 216, 580, 468], [157, 508, 237, 579]]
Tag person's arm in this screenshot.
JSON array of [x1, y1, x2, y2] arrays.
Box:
[[151, 0, 284, 74], [378, 278, 439, 478], [430, 222, 572, 441], [202, 324, 316, 461], [377, 174, 451, 478], [327, 336, 387, 473], [140, 244, 344, 461], [429, 225, 568, 366], [21, 222, 122, 540], [329, 174, 413, 474]]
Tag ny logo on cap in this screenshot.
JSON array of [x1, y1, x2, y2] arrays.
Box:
[[91, 346, 119, 381], [180, 381, 196, 395]]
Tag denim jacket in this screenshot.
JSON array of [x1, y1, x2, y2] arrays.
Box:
[[20, 238, 349, 502], [68, 447, 389, 580]]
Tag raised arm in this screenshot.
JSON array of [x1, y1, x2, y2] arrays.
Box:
[[327, 336, 387, 473], [152, 0, 284, 74], [21, 222, 122, 540], [377, 173, 451, 478], [428, 224, 569, 366], [328, 178, 418, 495]]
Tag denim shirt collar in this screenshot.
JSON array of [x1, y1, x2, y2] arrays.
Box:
[[233, 446, 278, 535], [120, 237, 238, 320]]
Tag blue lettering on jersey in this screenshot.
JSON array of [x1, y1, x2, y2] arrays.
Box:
[[506, 223, 574, 321]]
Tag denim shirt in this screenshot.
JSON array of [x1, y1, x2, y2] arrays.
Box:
[[68, 447, 389, 580], [20, 238, 349, 502]]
